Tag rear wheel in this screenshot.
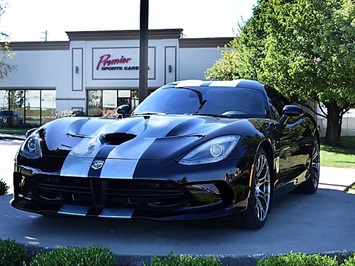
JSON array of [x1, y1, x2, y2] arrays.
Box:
[[296, 138, 320, 194], [239, 148, 272, 229]]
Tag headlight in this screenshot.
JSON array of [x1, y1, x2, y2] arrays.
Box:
[[179, 135, 240, 165], [20, 131, 42, 159]]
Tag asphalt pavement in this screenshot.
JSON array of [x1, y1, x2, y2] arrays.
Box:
[[0, 133, 354, 265]]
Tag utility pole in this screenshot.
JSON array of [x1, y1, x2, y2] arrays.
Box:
[[139, 0, 149, 103], [41, 30, 48, 41]]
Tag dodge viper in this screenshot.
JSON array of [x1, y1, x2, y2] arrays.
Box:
[[11, 79, 320, 229]]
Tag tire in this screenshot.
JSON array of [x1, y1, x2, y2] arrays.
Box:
[[239, 147, 272, 229], [296, 138, 320, 194]]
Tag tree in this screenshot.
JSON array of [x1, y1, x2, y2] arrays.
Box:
[[205, 39, 242, 81], [206, 0, 355, 146], [0, 0, 15, 80]]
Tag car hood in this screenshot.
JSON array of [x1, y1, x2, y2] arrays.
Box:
[[42, 115, 252, 161], [34, 115, 263, 179]]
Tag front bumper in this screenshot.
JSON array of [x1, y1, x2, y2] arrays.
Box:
[[11, 168, 250, 221]]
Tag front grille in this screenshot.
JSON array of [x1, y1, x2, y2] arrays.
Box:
[[30, 176, 190, 211]]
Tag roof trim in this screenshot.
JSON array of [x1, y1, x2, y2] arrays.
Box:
[[2, 32, 234, 51], [5, 41, 69, 51], [66, 29, 184, 41]]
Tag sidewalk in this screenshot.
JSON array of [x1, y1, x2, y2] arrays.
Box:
[[320, 167, 355, 192]]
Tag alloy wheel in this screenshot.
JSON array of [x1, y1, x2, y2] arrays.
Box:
[[253, 153, 271, 222], [310, 139, 320, 189]]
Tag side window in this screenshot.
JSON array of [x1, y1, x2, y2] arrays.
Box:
[[264, 85, 290, 115]]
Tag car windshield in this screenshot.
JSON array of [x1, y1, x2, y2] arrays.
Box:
[[133, 87, 268, 118]]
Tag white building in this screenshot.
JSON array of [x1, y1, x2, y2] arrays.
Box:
[[0, 29, 232, 125]]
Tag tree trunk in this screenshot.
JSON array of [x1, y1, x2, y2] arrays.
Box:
[[325, 102, 342, 146]]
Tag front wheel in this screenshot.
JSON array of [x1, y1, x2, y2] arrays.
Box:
[[239, 148, 272, 229]]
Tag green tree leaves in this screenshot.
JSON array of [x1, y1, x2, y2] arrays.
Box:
[[205, 39, 241, 81], [0, 0, 15, 80], [206, 0, 355, 145]]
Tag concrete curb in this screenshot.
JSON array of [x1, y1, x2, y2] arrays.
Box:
[[0, 133, 26, 141]]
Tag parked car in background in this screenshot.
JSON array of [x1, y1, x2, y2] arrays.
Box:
[[72, 110, 86, 117], [11, 79, 320, 229], [0, 110, 23, 126]]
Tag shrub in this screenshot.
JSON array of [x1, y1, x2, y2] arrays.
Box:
[[342, 253, 355, 266], [30, 245, 116, 266], [150, 252, 222, 266], [257, 252, 338, 266], [0, 238, 29, 266], [0, 178, 9, 195]]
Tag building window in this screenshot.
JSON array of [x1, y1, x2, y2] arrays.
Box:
[[87, 89, 138, 117], [0, 89, 56, 127], [87, 90, 102, 117]]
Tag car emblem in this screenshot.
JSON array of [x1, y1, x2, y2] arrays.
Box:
[[91, 160, 104, 170]]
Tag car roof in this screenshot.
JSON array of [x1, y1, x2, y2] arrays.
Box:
[[167, 79, 266, 93], [0, 110, 13, 114]]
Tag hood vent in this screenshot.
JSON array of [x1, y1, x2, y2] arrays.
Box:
[[100, 133, 136, 145]]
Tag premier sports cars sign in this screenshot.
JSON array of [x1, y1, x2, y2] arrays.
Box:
[[92, 47, 156, 80]]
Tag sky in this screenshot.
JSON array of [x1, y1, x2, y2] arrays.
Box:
[[0, 0, 257, 42]]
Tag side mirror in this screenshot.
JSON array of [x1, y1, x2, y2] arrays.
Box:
[[282, 105, 303, 116], [278, 105, 303, 124], [25, 128, 38, 138], [116, 104, 131, 118]]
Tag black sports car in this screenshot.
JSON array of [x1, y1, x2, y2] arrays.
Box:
[[11, 79, 320, 229]]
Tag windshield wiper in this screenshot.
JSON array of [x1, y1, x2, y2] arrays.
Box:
[[133, 112, 166, 116], [177, 87, 207, 112], [193, 113, 231, 118]]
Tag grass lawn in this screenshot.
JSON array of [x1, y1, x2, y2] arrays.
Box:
[[0, 127, 30, 135], [320, 136, 355, 169]]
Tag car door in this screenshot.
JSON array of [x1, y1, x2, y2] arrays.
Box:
[[278, 114, 310, 186], [264, 85, 310, 188]]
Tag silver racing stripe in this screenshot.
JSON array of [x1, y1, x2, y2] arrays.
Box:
[[60, 156, 97, 177], [58, 205, 90, 216], [99, 159, 139, 179], [58, 206, 134, 218], [100, 138, 156, 179], [99, 208, 134, 218], [60, 136, 156, 179], [60, 115, 176, 178], [60, 137, 102, 177]]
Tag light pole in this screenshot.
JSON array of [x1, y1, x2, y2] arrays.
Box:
[[139, 0, 149, 103]]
